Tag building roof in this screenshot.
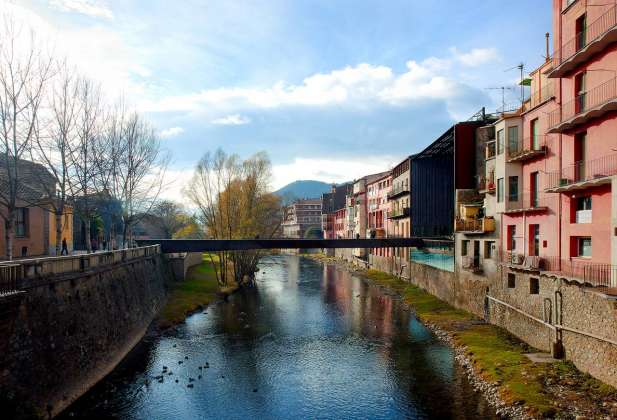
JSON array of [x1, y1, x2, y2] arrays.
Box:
[[0, 157, 55, 204]]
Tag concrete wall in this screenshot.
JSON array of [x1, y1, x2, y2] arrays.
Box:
[[167, 252, 204, 281], [0, 246, 169, 417]]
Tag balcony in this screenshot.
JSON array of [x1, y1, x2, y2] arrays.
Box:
[[454, 217, 496, 235], [388, 207, 410, 219], [548, 77, 617, 132], [507, 135, 548, 163], [545, 153, 617, 192], [387, 185, 410, 200], [485, 140, 496, 160], [550, 5, 617, 78], [543, 256, 616, 288], [503, 192, 551, 214]]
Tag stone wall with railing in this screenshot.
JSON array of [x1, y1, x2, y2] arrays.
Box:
[[0, 245, 170, 417]]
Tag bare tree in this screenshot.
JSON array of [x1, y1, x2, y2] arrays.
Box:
[[68, 78, 104, 252], [0, 15, 54, 260], [31, 65, 78, 255], [101, 106, 169, 248]]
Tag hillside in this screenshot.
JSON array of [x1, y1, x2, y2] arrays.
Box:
[[274, 180, 332, 203]]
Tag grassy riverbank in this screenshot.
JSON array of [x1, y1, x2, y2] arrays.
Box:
[[363, 269, 617, 419], [158, 254, 237, 329]]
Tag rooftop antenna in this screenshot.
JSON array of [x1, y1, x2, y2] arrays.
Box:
[[485, 86, 515, 113], [505, 62, 525, 105]]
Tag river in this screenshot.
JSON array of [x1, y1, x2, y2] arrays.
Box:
[[60, 255, 496, 419]]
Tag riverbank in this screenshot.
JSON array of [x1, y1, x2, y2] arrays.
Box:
[[311, 254, 617, 419], [157, 254, 237, 329]]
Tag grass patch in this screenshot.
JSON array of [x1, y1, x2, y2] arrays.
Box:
[[364, 269, 564, 418], [158, 254, 232, 328]]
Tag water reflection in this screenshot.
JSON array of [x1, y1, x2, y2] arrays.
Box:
[[60, 255, 495, 419]]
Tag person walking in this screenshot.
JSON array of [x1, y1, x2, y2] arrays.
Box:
[[61, 238, 69, 256]]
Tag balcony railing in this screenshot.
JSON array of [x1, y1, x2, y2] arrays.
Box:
[[485, 141, 496, 160], [548, 77, 617, 132], [545, 153, 617, 191], [387, 185, 410, 200], [388, 207, 410, 219], [504, 192, 552, 213], [551, 5, 617, 77], [543, 257, 616, 288], [454, 217, 495, 234], [507, 135, 548, 162]]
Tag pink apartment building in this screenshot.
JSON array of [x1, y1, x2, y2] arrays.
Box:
[[545, 0, 617, 285], [366, 173, 392, 257], [500, 1, 617, 287]]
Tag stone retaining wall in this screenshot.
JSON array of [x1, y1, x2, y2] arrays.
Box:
[[0, 246, 170, 417], [402, 258, 617, 388]]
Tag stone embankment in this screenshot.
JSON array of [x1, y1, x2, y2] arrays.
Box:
[[0, 246, 171, 418]]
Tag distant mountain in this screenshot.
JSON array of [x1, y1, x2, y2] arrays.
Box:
[[274, 180, 332, 203]]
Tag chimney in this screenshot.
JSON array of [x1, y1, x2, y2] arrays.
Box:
[[545, 32, 550, 62]]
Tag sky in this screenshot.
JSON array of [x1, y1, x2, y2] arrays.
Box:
[[3, 0, 552, 203]]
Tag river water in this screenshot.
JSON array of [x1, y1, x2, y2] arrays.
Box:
[[61, 255, 496, 419]]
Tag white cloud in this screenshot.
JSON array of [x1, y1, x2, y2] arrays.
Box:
[[271, 156, 398, 190], [141, 51, 493, 120], [160, 126, 184, 138], [451, 47, 499, 67], [211, 114, 251, 126], [48, 0, 114, 19]]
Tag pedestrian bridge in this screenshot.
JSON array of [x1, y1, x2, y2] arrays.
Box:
[[136, 238, 448, 253]]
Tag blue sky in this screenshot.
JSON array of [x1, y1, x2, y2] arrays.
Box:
[[7, 0, 552, 201]]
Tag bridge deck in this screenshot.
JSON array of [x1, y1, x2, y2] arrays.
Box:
[[136, 238, 446, 253]]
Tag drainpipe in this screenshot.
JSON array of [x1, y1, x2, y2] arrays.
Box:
[[558, 6, 563, 272]]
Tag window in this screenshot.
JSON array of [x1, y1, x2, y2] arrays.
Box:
[[497, 129, 504, 154], [530, 277, 540, 295], [461, 240, 469, 256], [507, 126, 519, 155], [530, 172, 540, 207], [531, 118, 540, 150], [508, 176, 518, 202], [508, 225, 517, 251], [16, 208, 29, 237], [575, 196, 592, 223], [575, 72, 587, 113], [576, 13, 587, 51], [484, 241, 494, 259], [507, 273, 516, 288], [497, 178, 504, 203], [530, 224, 540, 257], [577, 237, 592, 257]]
